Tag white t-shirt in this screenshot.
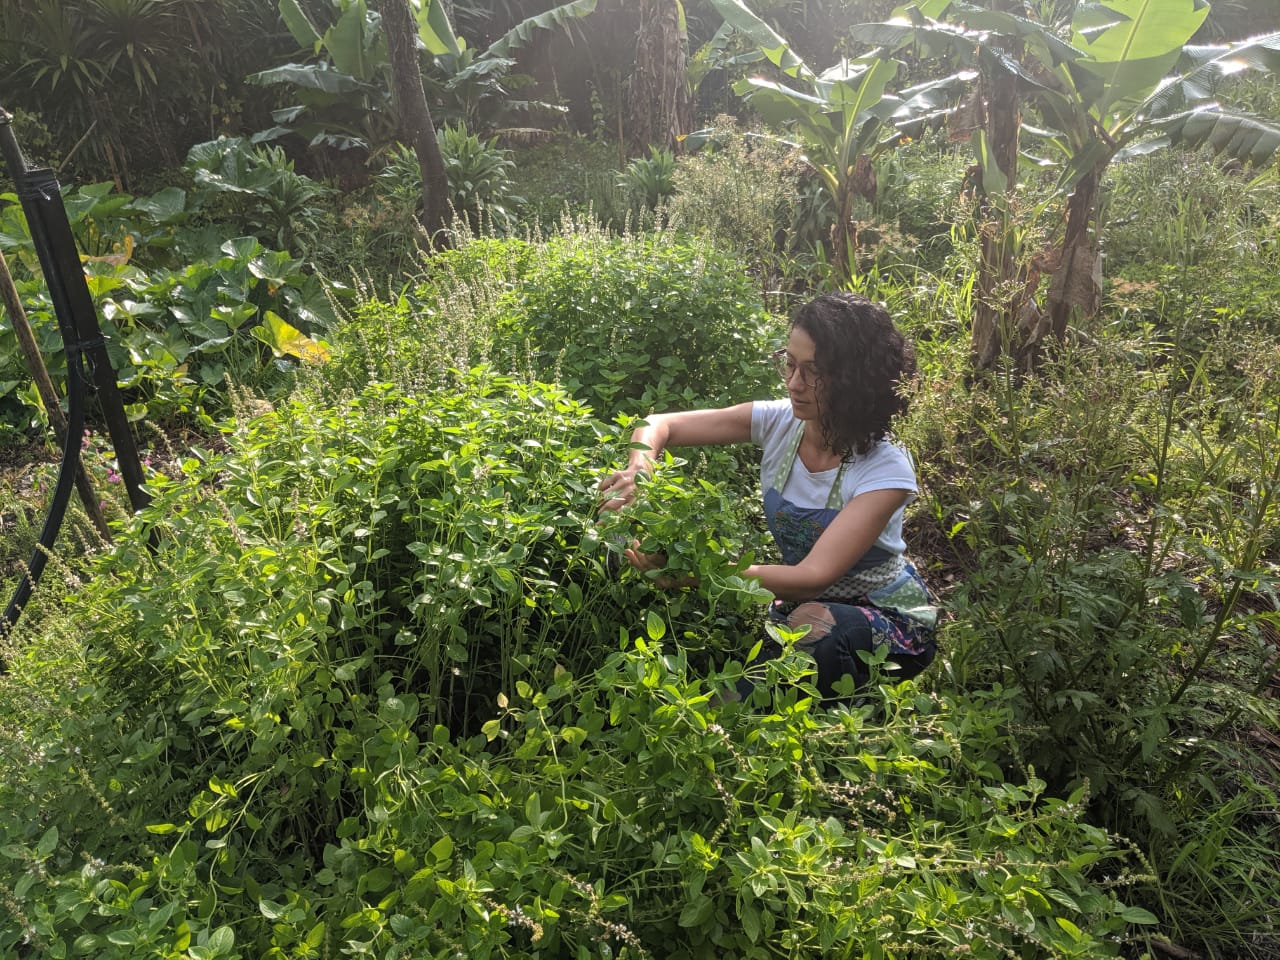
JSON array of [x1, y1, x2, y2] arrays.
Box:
[[751, 398, 916, 560]]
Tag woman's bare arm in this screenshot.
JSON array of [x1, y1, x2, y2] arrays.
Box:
[[598, 403, 754, 511]]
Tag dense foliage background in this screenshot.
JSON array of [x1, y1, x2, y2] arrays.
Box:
[[3, 1, 1279, 958]]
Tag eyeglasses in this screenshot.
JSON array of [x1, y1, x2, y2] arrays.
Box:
[[772, 349, 821, 388]]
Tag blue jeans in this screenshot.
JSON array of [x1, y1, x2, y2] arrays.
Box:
[[738, 600, 936, 704]]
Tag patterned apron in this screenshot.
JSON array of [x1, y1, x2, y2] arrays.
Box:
[[763, 421, 937, 655]]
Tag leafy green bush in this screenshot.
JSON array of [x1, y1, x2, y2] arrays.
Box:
[[506, 136, 622, 229], [304, 235, 537, 404], [899, 323, 1280, 949], [1, 375, 1158, 959], [500, 226, 779, 419], [184, 137, 334, 255], [1102, 148, 1280, 275], [618, 146, 676, 211], [376, 128, 526, 238], [310, 224, 778, 423], [666, 118, 802, 298], [0, 181, 341, 427]]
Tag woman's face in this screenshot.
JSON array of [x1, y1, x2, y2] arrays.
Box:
[[782, 326, 823, 420]]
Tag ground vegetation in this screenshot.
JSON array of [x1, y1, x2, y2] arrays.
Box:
[[1, 3, 1279, 957]]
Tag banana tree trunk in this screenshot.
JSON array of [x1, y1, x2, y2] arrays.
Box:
[[629, 0, 691, 153], [1044, 165, 1104, 344], [380, 0, 451, 248], [831, 153, 876, 284], [972, 215, 1014, 370], [970, 21, 1027, 372]]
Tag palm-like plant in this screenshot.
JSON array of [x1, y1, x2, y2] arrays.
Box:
[[251, 0, 598, 153], [9, 0, 105, 101], [83, 0, 180, 95], [704, 0, 964, 283], [1, 0, 297, 182], [855, 0, 1280, 368]]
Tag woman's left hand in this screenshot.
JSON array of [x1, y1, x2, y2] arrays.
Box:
[[623, 540, 696, 589], [597, 468, 641, 513]]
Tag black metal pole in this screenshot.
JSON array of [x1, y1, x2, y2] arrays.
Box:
[[16, 163, 150, 515], [1, 107, 90, 645], [1, 104, 151, 649]]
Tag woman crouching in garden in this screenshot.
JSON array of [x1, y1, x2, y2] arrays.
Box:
[[598, 292, 937, 701]]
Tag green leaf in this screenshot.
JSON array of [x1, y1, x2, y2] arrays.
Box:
[[259, 899, 286, 920], [973, 129, 1010, 195], [394, 849, 416, 874], [429, 835, 454, 864], [207, 926, 234, 953], [1156, 106, 1280, 168], [1072, 0, 1209, 115], [362, 867, 394, 893], [1119, 905, 1159, 924], [678, 893, 715, 928], [128, 187, 187, 224], [208, 776, 238, 799], [278, 0, 321, 47], [1074, 0, 1208, 63], [824, 57, 899, 135], [645, 610, 667, 641], [418, 0, 461, 57], [1140, 712, 1168, 760], [221, 236, 264, 261], [247, 62, 365, 94], [1055, 916, 1083, 940], [36, 826, 58, 857], [484, 0, 597, 61], [323, 0, 373, 81], [251, 310, 331, 363], [705, 0, 812, 79]]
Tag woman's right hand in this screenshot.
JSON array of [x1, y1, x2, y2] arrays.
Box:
[[597, 467, 642, 513]]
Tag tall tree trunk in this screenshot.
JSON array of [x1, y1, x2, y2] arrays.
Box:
[[629, 0, 691, 154], [379, 0, 451, 248]]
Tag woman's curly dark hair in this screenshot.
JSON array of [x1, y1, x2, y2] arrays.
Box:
[[792, 292, 915, 459]]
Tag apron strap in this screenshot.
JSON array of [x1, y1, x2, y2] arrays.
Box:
[[771, 421, 849, 510]]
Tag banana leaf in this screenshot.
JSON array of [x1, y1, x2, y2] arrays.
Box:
[[278, 0, 320, 49], [1070, 0, 1209, 117], [1151, 106, 1280, 168], [418, 0, 462, 58], [1147, 31, 1280, 118], [247, 62, 366, 95], [484, 0, 598, 61], [705, 0, 812, 80]]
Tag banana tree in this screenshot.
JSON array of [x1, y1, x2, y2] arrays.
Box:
[[249, 0, 396, 151], [704, 0, 911, 282], [857, 0, 1280, 369], [250, 0, 597, 151], [420, 0, 598, 131]]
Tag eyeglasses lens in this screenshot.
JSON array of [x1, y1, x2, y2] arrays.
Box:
[[773, 351, 818, 387]]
